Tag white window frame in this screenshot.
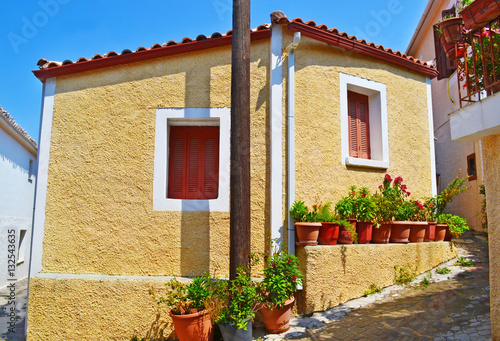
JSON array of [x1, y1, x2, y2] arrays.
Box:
[[340, 73, 389, 169], [153, 108, 230, 211]]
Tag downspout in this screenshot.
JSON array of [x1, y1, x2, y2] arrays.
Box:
[[287, 32, 301, 256]]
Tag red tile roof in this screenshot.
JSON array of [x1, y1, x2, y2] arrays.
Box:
[[34, 12, 437, 81]]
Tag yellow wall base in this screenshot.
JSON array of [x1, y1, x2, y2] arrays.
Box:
[[296, 242, 458, 314]]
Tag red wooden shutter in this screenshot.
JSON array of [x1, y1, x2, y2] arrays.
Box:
[[168, 126, 219, 199], [348, 91, 371, 159], [168, 127, 187, 199]]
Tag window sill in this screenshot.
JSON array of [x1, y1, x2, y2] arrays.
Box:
[[345, 157, 389, 170]]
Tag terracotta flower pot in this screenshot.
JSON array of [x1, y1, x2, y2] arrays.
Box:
[[218, 318, 252, 341], [372, 222, 391, 244], [444, 227, 453, 241], [460, 0, 500, 31], [319, 222, 340, 245], [295, 222, 321, 246], [338, 219, 356, 244], [259, 296, 295, 334], [390, 221, 411, 243], [170, 309, 214, 341], [425, 222, 437, 242], [409, 221, 427, 243], [356, 221, 373, 244], [438, 17, 464, 44], [434, 223, 448, 241]]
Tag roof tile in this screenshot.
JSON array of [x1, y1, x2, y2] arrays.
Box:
[[35, 12, 434, 75], [0, 106, 38, 149]]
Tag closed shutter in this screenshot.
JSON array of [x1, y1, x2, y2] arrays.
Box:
[[168, 126, 219, 199], [348, 91, 371, 159]]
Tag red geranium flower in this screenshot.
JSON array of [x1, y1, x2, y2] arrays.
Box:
[[272, 263, 276, 268], [394, 176, 403, 183], [401, 184, 407, 190], [384, 174, 392, 182]]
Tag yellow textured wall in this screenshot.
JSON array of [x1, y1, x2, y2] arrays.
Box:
[[482, 134, 500, 339], [42, 40, 270, 278], [290, 35, 433, 206], [27, 277, 177, 340], [296, 242, 458, 314]]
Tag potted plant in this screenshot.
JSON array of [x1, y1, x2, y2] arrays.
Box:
[[206, 255, 261, 341], [408, 200, 428, 243], [352, 187, 378, 244], [150, 276, 215, 341], [258, 250, 302, 334], [438, 214, 470, 240], [290, 200, 321, 246], [376, 174, 412, 243], [460, 0, 500, 31], [315, 202, 340, 245], [437, 13, 464, 44], [335, 186, 358, 244], [421, 198, 437, 242]]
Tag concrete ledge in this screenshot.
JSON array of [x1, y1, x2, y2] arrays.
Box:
[[295, 241, 458, 315]]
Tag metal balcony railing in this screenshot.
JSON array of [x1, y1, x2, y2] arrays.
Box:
[[457, 16, 500, 107]]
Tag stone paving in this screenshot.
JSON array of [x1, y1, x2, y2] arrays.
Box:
[[0, 278, 28, 341], [254, 231, 491, 341]]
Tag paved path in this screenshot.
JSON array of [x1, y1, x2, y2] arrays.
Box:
[[0, 278, 28, 341], [255, 231, 491, 341]]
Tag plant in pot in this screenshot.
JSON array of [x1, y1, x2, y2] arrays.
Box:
[[335, 186, 358, 244], [437, 214, 470, 240], [352, 187, 378, 244], [421, 198, 438, 242], [459, 0, 500, 31], [376, 174, 412, 243], [150, 276, 215, 341], [290, 200, 321, 246], [408, 200, 428, 243], [437, 12, 464, 44], [315, 202, 339, 245], [208, 255, 261, 341], [258, 249, 302, 334], [429, 174, 469, 241]]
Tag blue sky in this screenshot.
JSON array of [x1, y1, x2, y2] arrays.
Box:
[[1, 0, 427, 142]]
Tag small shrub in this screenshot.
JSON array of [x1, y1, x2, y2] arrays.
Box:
[[364, 283, 382, 296], [436, 266, 451, 275], [394, 265, 417, 285], [455, 257, 474, 267], [417, 277, 431, 290]]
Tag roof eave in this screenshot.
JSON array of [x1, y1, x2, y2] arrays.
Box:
[[287, 21, 438, 79], [33, 29, 271, 82], [0, 114, 37, 155]]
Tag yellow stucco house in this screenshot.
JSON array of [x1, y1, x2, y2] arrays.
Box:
[[27, 11, 454, 340]]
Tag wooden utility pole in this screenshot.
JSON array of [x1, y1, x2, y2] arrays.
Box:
[[230, 0, 251, 280]]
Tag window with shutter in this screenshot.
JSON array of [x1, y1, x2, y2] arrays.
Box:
[[348, 91, 371, 159], [168, 126, 219, 199]]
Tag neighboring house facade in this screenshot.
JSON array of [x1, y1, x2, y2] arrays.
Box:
[[0, 107, 37, 289], [408, 1, 500, 338], [28, 12, 439, 339], [406, 0, 485, 232]]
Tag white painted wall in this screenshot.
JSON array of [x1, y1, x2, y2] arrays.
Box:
[[0, 126, 36, 288]]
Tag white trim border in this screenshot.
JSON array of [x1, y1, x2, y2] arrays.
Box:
[[153, 108, 230, 212], [29, 77, 56, 276]]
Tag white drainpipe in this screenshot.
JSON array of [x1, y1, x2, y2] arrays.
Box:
[[288, 32, 301, 256], [270, 24, 283, 252]]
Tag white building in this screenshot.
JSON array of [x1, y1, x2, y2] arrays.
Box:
[[0, 106, 37, 289]]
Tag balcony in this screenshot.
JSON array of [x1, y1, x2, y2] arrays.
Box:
[[448, 3, 500, 141]]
